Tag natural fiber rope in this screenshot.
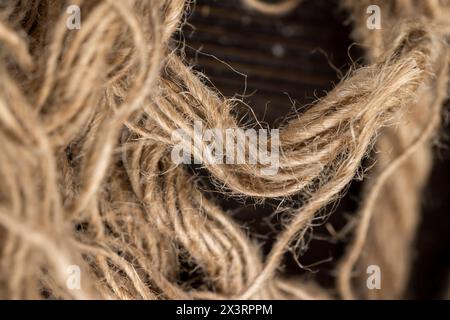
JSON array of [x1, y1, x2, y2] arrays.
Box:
[[0, 0, 448, 299], [338, 0, 450, 299]]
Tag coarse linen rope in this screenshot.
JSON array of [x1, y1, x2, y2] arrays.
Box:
[[338, 0, 450, 299], [0, 0, 448, 299]]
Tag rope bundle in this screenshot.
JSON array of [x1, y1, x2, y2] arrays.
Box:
[[0, 0, 448, 299]]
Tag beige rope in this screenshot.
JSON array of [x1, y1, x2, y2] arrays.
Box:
[[0, 0, 448, 299]]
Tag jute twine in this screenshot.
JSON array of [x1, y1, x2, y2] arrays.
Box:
[[0, 0, 448, 299]]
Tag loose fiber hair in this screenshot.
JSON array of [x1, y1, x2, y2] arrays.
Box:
[[0, 0, 448, 299]]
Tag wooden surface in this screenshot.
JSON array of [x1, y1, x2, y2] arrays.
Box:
[[184, 0, 357, 124]]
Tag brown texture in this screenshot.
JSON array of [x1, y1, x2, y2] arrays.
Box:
[[0, 0, 448, 299]]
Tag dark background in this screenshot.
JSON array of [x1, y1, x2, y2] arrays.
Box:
[[182, 0, 450, 299]]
